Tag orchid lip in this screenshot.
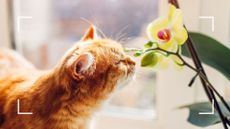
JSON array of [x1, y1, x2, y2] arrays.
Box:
[[157, 29, 171, 41]]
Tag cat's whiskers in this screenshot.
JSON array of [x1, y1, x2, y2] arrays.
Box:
[[80, 17, 107, 39], [117, 33, 127, 41], [113, 26, 130, 43], [88, 10, 107, 39], [115, 25, 129, 40], [97, 27, 107, 39], [119, 36, 131, 43]]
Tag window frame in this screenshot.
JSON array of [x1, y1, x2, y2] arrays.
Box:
[[0, 0, 11, 48]]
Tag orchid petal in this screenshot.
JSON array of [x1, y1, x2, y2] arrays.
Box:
[[147, 18, 169, 41], [173, 27, 188, 45]]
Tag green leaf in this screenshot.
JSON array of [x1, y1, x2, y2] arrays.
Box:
[[170, 55, 184, 66], [182, 32, 230, 80], [134, 51, 142, 57], [180, 102, 230, 127], [144, 41, 158, 48], [141, 52, 158, 67]]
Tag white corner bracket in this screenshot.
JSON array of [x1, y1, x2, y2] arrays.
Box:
[[17, 99, 33, 115], [199, 16, 215, 32], [17, 16, 33, 32], [199, 99, 215, 115]]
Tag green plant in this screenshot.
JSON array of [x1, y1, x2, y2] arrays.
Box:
[[126, 0, 230, 128]]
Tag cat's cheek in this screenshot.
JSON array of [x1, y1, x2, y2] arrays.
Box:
[[79, 85, 90, 94], [118, 64, 128, 76], [109, 65, 125, 83]]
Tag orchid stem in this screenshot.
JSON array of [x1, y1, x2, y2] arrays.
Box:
[[146, 1, 230, 128], [167, 0, 229, 128], [145, 46, 230, 115]]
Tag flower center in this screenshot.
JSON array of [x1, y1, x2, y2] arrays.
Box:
[[157, 29, 171, 41]]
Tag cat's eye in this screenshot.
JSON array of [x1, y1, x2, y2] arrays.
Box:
[[115, 59, 125, 65], [114, 60, 121, 65]]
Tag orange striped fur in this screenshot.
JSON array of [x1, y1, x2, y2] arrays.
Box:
[[0, 26, 135, 129]]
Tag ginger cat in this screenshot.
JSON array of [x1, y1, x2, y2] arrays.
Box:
[[0, 26, 136, 129]]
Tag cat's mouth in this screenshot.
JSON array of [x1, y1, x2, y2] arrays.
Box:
[[117, 67, 135, 89], [126, 65, 136, 80], [125, 56, 136, 78], [117, 59, 136, 89]]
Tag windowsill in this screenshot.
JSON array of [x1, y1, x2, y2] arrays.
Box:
[[99, 105, 156, 120], [91, 106, 157, 129]]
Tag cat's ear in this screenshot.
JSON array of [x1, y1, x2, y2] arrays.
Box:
[[67, 53, 95, 80], [81, 25, 98, 41]]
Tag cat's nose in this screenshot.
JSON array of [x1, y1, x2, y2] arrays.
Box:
[[125, 56, 136, 65]]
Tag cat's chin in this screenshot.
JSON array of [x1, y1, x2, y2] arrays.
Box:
[[116, 69, 136, 90]]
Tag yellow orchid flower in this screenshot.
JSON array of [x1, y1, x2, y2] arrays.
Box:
[[141, 4, 188, 69], [147, 4, 188, 52]]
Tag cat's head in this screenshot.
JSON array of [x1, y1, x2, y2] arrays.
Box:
[[58, 25, 136, 98]]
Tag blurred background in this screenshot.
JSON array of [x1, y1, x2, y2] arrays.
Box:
[[0, 0, 229, 129]]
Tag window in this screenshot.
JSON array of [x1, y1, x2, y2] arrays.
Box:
[[10, 0, 158, 128], [2, 0, 229, 129]]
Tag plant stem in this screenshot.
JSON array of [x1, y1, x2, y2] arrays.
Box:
[[181, 58, 230, 113], [169, 0, 229, 128], [126, 0, 230, 127], [144, 45, 230, 127], [176, 53, 230, 112]]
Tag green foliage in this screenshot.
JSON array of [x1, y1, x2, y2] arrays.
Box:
[[182, 32, 230, 80], [141, 51, 158, 67], [170, 55, 183, 66], [133, 51, 142, 57], [144, 41, 158, 48], [180, 102, 230, 127]]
